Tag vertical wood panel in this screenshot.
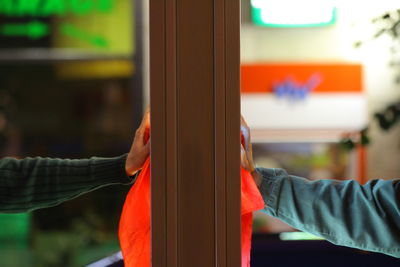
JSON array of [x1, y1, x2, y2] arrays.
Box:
[[150, 0, 167, 266], [214, 0, 227, 266], [177, 0, 215, 266], [150, 0, 241, 266], [225, 0, 242, 266], [165, 0, 178, 264]]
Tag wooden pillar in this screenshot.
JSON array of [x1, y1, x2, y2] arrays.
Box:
[[150, 0, 241, 266]]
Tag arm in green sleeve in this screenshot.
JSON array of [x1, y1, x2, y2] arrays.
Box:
[[0, 154, 137, 213], [257, 167, 400, 258]]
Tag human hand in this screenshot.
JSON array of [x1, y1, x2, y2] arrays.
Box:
[[125, 109, 150, 176], [241, 115, 262, 187]]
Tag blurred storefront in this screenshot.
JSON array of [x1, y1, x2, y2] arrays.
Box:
[[0, 0, 143, 266], [241, 0, 400, 265]]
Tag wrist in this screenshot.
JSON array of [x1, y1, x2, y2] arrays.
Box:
[[125, 158, 140, 177], [246, 160, 256, 173], [125, 165, 141, 177], [251, 168, 262, 188]]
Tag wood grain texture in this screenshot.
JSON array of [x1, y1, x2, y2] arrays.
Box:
[[150, 0, 241, 266]]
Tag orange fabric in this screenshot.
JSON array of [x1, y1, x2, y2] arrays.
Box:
[[119, 132, 264, 267], [119, 157, 151, 267], [241, 167, 265, 266]]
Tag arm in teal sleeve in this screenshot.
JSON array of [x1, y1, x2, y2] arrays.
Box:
[[0, 154, 137, 213], [257, 167, 400, 258]]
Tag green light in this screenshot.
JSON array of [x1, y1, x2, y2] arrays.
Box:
[[0, 0, 114, 16], [0, 21, 110, 46], [279, 232, 324, 241], [0, 21, 49, 39], [0, 0, 116, 48], [98, 0, 113, 12], [0, 0, 13, 15], [61, 23, 109, 48], [70, 0, 93, 15], [42, 0, 66, 16], [28, 21, 49, 39], [15, 0, 40, 16]]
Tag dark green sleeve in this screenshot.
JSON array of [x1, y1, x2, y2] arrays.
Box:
[[257, 167, 400, 258], [0, 154, 137, 213]]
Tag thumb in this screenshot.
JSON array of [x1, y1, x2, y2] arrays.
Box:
[[241, 144, 249, 170], [144, 137, 151, 152]]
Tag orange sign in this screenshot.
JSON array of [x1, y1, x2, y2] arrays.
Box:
[[241, 64, 363, 93]]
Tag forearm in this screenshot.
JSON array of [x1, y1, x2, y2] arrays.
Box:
[[257, 167, 400, 257], [0, 154, 136, 213]]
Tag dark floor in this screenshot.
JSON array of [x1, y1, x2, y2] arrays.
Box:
[[251, 234, 400, 267], [93, 234, 400, 267]]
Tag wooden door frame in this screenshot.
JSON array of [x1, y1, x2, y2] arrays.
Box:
[[150, 1, 241, 266]]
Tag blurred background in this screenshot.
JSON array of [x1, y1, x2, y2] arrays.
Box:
[[1, 0, 400, 266], [0, 0, 144, 266], [242, 0, 400, 266]]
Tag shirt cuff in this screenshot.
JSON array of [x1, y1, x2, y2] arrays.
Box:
[[91, 154, 139, 185], [256, 167, 289, 216]]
